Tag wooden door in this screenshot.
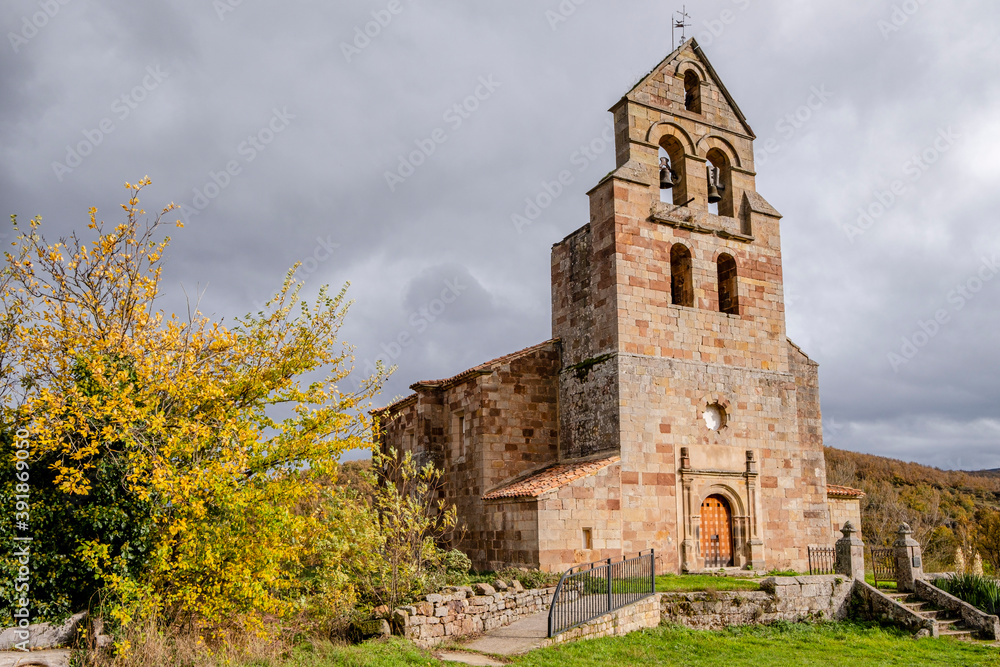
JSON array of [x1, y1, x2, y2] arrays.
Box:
[[700, 495, 733, 568]]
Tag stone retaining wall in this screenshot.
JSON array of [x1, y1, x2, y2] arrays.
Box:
[[660, 575, 853, 629], [393, 575, 880, 650], [914, 578, 999, 639], [545, 594, 661, 646], [392, 582, 554, 648], [853, 580, 936, 636]]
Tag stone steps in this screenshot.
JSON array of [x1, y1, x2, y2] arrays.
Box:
[[883, 589, 985, 642]]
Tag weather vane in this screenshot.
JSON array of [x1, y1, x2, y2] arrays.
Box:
[[672, 5, 691, 50]]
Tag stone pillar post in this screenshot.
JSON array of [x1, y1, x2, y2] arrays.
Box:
[[745, 450, 764, 569], [895, 523, 924, 592], [835, 521, 865, 580], [681, 478, 696, 572]]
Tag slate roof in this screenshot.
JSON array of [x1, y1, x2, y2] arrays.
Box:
[[827, 484, 866, 499], [483, 455, 620, 501]]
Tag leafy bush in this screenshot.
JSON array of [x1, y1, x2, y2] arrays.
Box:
[[464, 567, 559, 590], [441, 549, 472, 580], [0, 180, 386, 629], [313, 449, 458, 614], [934, 573, 1000, 615], [499, 567, 559, 590]]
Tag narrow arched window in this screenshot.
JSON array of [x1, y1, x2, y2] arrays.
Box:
[[670, 244, 694, 308], [717, 254, 739, 315], [684, 70, 701, 113]]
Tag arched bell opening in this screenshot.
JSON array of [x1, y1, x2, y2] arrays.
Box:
[[658, 136, 687, 206], [705, 148, 734, 218]]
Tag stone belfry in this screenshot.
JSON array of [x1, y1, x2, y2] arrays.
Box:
[[551, 38, 829, 571]]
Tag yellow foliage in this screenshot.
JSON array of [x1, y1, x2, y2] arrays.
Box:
[[1, 179, 387, 624]]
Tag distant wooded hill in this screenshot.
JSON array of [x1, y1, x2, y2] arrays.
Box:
[[824, 447, 1000, 572]]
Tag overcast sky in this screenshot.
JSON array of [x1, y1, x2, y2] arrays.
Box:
[[2, 0, 998, 470]]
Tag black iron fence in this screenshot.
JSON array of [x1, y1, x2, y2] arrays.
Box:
[[870, 546, 897, 588], [807, 546, 836, 575], [547, 549, 655, 638]]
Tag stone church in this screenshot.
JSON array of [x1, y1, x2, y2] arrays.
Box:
[[375, 39, 863, 575]]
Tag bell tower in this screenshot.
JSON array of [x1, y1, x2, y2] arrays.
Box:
[[551, 38, 830, 572]]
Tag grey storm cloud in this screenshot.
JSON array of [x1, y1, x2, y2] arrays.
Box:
[[1, 0, 999, 468]]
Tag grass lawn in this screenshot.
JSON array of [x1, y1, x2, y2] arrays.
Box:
[[865, 574, 898, 590], [656, 573, 761, 592], [512, 622, 1000, 667], [249, 638, 441, 666], [257, 621, 1000, 667]]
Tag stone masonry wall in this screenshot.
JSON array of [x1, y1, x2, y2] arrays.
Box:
[[536, 460, 623, 572], [378, 341, 560, 571], [659, 575, 853, 629], [393, 582, 553, 649], [829, 497, 863, 539], [394, 575, 863, 651], [544, 594, 661, 647]]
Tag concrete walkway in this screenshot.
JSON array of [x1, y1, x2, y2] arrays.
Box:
[[435, 610, 549, 665]]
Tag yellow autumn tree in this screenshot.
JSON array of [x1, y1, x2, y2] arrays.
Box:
[[0, 178, 385, 628]]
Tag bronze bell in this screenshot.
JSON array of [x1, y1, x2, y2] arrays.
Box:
[[707, 165, 723, 204], [659, 158, 677, 190]]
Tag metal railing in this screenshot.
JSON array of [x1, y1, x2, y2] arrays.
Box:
[[870, 546, 897, 588], [808, 546, 836, 575], [547, 549, 655, 638]]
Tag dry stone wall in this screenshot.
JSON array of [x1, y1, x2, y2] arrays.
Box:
[[392, 582, 553, 649]]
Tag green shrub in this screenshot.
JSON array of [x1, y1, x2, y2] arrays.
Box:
[[934, 573, 1000, 615], [441, 549, 472, 580]]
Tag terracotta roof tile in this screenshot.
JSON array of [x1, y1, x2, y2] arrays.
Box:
[[827, 484, 865, 499], [483, 455, 620, 501]]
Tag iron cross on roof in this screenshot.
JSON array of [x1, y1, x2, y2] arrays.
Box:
[[672, 5, 692, 50]]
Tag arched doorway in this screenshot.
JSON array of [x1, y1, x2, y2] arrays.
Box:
[[700, 494, 734, 568]]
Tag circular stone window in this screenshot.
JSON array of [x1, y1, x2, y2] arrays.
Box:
[[702, 404, 727, 431]]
